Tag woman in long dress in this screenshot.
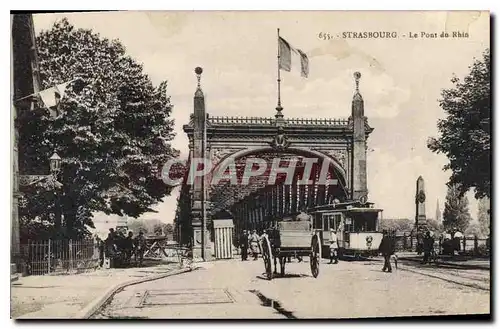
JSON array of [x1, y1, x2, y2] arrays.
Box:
[[248, 230, 260, 260]]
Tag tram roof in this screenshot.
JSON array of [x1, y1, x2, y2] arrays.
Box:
[[308, 202, 383, 213]]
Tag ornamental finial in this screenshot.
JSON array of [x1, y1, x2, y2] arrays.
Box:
[[195, 67, 203, 89], [354, 71, 361, 93], [194, 67, 204, 97]]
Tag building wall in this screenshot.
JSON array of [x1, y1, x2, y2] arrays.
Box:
[[11, 14, 41, 263]]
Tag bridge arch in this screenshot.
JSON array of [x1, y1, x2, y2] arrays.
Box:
[[211, 146, 347, 185]]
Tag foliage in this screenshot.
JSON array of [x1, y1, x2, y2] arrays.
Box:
[[128, 219, 173, 236], [127, 219, 149, 235], [477, 197, 490, 237], [442, 185, 472, 232], [379, 218, 413, 232], [153, 222, 174, 236], [464, 222, 482, 237], [426, 218, 443, 233], [427, 49, 491, 199], [18, 18, 178, 239]]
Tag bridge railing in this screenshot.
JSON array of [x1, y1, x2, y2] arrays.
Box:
[[207, 116, 350, 126], [286, 117, 350, 126]]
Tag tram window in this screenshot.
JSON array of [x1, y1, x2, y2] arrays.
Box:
[[323, 216, 329, 231], [328, 216, 335, 231], [335, 214, 342, 229], [314, 215, 322, 229], [344, 217, 353, 232]]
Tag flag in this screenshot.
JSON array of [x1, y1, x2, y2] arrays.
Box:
[[278, 37, 309, 78], [38, 80, 74, 117]]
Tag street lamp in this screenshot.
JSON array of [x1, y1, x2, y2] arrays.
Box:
[[49, 152, 62, 176]]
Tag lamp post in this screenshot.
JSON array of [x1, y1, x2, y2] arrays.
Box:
[[49, 152, 63, 235]]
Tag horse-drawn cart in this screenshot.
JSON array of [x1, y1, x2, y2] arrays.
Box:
[[259, 219, 322, 280]]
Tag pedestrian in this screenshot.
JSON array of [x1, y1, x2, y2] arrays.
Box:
[[416, 231, 423, 255], [378, 229, 394, 273], [134, 230, 147, 267], [105, 228, 117, 268], [249, 229, 260, 260], [97, 237, 105, 268], [422, 231, 434, 264], [240, 230, 249, 261], [123, 231, 134, 266], [329, 228, 339, 264]]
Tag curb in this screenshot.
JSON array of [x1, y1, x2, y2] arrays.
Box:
[[75, 266, 193, 319], [398, 257, 490, 270]]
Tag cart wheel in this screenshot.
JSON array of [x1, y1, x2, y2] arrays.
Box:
[[310, 233, 321, 278], [261, 235, 273, 280]]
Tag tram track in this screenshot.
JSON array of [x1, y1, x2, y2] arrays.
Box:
[[361, 257, 490, 292], [398, 266, 490, 292]]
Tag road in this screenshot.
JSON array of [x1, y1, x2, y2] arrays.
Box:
[[93, 257, 490, 319]]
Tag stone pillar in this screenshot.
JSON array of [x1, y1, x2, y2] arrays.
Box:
[[415, 176, 427, 231], [190, 67, 211, 261], [351, 72, 368, 202], [291, 177, 298, 214]]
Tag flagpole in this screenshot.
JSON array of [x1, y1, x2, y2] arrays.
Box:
[[276, 28, 283, 119]]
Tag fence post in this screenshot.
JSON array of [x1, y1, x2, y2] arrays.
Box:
[[474, 235, 478, 256], [47, 239, 51, 274], [69, 239, 73, 271]]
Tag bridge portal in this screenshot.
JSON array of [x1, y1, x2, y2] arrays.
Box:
[[175, 69, 373, 260]]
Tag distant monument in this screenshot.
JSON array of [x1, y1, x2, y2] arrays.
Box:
[[415, 176, 427, 231], [435, 199, 441, 223]]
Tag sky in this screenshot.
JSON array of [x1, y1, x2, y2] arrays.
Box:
[[33, 11, 490, 227]]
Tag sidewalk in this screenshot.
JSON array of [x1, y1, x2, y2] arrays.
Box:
[[396, 252, 490, 270], [11, 263, 188, 319]]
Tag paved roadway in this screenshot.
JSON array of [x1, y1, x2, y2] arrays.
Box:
[[93, 257, 490, 319]]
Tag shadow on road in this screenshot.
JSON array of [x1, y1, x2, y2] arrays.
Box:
[[248, 289, 296, 319], [255, 273, 309, 281]]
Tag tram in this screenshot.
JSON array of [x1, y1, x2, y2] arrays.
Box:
[[308, 200, 383, 259]]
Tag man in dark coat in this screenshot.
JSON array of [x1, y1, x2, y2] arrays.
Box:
[[123, 231, 135, 266], [378, 230, 394, 273], [239, 230, 249, 261], [422, 231, 435, 264], [134, 231, 147, 267], [105, 228, 117, 268]]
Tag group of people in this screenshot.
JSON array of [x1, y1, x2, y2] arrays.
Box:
[[236, 225, 441, 274], [96, 228, 148, 268], [239, 229, 261, 261]]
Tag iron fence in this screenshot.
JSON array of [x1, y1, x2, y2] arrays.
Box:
[[20, 239, 99, 276], [390, 230, 490, 256]]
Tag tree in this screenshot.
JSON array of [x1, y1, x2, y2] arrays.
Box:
[[127, 219, 149, 235], [164, 223, 174, 235], [443, 185, 472, 232], [153, 224, 164, 236], [153, 222, 174, 236], [426, 218, 443, 233], [465, 222, 481, 237], [427, 49, 490, 199], [477, 197, 490, 237], [18, 18, 178, 239], [379, 218, 413, 232]]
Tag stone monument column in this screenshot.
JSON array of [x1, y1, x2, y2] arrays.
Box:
[[351, 72, 368, 201], [191, 67, 211, 261], [415, 176, 427, 231]]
